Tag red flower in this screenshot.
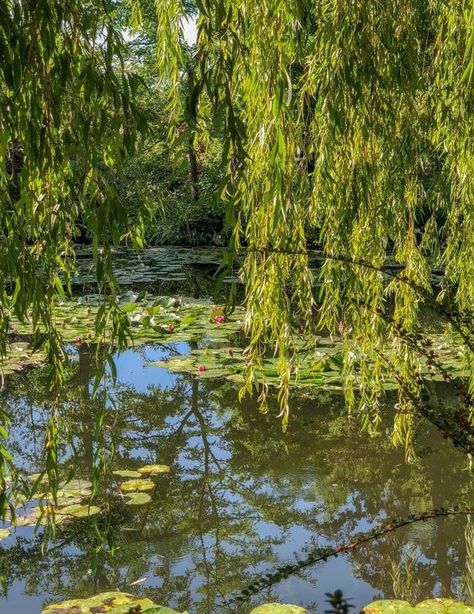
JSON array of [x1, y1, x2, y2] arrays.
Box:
[[214, 315, 225, 324], [167, 323, 174, 332], [198, 365, 206, 373]]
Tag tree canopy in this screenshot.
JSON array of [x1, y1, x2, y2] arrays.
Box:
[[1, 0, 474, 434], [158, 0, 474, 431], [0, 0, 146, 384]]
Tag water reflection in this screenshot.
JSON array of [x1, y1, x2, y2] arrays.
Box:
[[0, 343, 472, 613]]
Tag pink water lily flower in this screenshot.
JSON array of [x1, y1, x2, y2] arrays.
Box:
[[214, 315, 225, 324], [198, 365, 206, 372]]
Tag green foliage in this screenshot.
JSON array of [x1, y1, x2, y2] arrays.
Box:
[[41, 590, 182, 613], [0, 0, 147, 393], [362, 599, 474, 614], [114, 5, 226, 246], [158, 0, 474, 433], [2, 0, 474, 482], [117, 123, 225, 245], [250, 606, 309, 614]]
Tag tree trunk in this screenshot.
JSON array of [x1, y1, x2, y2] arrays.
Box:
[[188, 134, 199, 202]]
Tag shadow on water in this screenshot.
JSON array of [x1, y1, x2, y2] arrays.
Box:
[[0, 339, 473, 613]]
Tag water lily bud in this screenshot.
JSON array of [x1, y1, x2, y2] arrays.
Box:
[[167, 323, 174, 332], [198, 365, 206, 372]]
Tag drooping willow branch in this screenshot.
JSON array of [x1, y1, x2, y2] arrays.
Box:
[[228, 245, 474, 354]]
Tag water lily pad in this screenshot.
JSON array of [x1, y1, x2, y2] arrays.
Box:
[[120, 479, 155, 492], [250, 605, 309, 614], [15, 508, 43, 527], [113, 469, 142, 478], [56, 504, 101, 518], [60, 478, 92, 490], [141, 608, 184, 614], [27, 472, 48, 484], [51, 495, 83, 507], [137, 464, 171, 475], [42, 591, 156, 613], [125, 492, 152, 506], [362, 599, 474, 614], [0, 528, 10, 540]]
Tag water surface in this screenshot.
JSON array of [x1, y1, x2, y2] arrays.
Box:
[[0, 340, 472, 613]]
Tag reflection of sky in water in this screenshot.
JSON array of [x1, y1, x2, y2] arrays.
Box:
[[0, 343, 473, 613]]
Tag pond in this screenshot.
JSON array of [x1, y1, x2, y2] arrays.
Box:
[[0, 248, 472, 613]]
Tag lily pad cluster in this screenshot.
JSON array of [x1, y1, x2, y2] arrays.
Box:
[[72, 245, 227, 286], [250, 606, 309, 613], [362, 599, 474, 614], [42, 590, 187, 613], [41, 593, 474, 614], [150, 344, 343, 389], [113, 463, 171, 506], [42, 591, 309, 614], [150, 329, 470, 391], [1, 463, 170, 536], [7, 478, 100, 532], [4, 294, 244, 375], [3, 286, 470, 396]]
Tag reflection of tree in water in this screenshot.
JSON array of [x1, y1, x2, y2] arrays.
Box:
[[0, 353, 473, 612]]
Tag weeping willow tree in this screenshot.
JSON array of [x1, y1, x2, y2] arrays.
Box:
[[0, 0, 150, 512], [1, 0, 474, 446], [0, 0, 147, 386], [154, 0, 474, 441]]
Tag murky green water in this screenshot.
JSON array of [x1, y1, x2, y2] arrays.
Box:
[[0, 249, 472, 613]]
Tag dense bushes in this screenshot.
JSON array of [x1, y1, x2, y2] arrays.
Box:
[[118, 135, 226, 246]]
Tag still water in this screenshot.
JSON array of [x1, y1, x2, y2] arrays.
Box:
[[0, 339, 472, 613], [0, 248, 472, 613]]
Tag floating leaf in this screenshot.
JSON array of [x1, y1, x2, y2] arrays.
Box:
[[27, 473, 48, 484], [362, 599, 474, 614], [42, 591, 157, 613], [57, 504, 101, 518], [137, 464, 171, 476], [250, 605, 309, 614], [120, 479, 155, 492], [15, 508, 42, 527], [0, 528, 10, 540], [50, 495, 83, 507], [125, 492, 152, 506], [113, 469, 142, 478]]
